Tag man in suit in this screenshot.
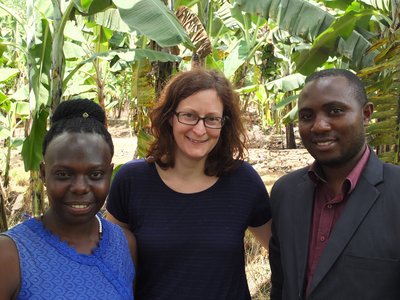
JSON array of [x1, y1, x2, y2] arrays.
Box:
[[269, 68, 400, 300]]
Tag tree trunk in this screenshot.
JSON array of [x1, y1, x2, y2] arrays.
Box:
[[30, 170, 45, 217], [155, 61, 174, 98], [284, 101, 296, 149], [3, 137, 11, 188], [0, 178, 8, 232], [50, 1, 65, 110], [397, 93, 400, 164], [151, 40, 179, 98], [50, 0, 74, 110], [285, 122, 296, 149], [95, 61, 108, 127]]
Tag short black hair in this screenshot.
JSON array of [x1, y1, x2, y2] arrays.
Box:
[[42, 99, 114, 156], [305, 69, 368, 106]]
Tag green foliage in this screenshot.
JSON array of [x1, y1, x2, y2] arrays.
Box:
[[294, 8, 376, 74], [235, 0, 376, 74], [21, 109, 48, 171], [130, 59, 155, 158], [113, 0, 193, 48], [358, 1, 399, 164], [266, 74, 305, 93]]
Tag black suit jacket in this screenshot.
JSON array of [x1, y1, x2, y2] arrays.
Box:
[[269, 150, 400, 300]]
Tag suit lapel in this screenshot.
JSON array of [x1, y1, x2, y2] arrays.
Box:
[[293, 174, 315, 292], [308, 151, 383, 294]]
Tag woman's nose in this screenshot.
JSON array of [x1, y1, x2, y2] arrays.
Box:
[[70, 175, 89, 194], [192, 119, 207, 135]]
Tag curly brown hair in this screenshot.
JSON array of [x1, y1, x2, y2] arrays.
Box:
[[147, 68, 247, 176]]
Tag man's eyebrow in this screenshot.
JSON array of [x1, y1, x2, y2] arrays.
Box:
[[321, 101, 348, 108]]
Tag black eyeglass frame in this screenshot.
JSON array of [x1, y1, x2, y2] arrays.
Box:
[[174, 111, 226, 129]]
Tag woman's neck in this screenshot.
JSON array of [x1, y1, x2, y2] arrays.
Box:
[[40, 211, 101, 255], [156, 156, 218, 194]]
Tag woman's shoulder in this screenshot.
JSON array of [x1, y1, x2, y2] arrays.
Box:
[[221, 160, 265, 189], [0, 233, 19, 257], [0, 230, 20, 263], [2, 219, 36, 240], [115, 158, 155, 178], [229, 160, 260, 176], [0, 234, 20, 298], [101, 217, 125, 234], [120, 158, 149, 169]]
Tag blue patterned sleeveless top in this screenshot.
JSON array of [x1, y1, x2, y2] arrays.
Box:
[[4, 217, 134, 299]]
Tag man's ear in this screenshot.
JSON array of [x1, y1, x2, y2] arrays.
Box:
[[39, 162, 46, 182], [363, 102, 374, 126]]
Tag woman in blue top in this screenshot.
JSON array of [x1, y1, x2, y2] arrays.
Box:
[[106, 69, 272, 299], [0, 99, 136, 299]]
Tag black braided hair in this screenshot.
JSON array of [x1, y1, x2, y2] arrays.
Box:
[[42, 99, 114, 156]]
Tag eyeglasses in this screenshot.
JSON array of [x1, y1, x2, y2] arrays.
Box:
[[174, 112, 225, 129]]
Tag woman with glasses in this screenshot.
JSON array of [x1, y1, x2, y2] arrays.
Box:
[[106, 69, 271, 300]]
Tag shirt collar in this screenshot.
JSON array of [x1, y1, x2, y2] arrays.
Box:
[[308, 146, 370, 195]]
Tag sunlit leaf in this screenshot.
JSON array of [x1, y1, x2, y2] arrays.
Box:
[[136, 129, 154, 158], [113, 0, 193, 48], [64, 41, 87, 59], [15, 102, 30, 116], [0, 68, 19, 82], [265, 74, 306, 92], [275, 95, 299, 109], [224, 40, 249, 78]]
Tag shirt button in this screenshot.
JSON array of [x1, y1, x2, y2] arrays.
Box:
[[327, 204, 333, 209], [320, 236, 326, 242]]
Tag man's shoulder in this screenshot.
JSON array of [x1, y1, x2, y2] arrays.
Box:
[[367, 151, 400, 177], [382, 161, 400, 171], [270, 166, 310, 195], [276, 166, 310, 183], [382, 161, 400, 181]]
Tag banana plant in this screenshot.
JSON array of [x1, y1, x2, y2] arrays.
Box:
[[359, 0, 399, 164], [23, 0, 191, 170], [0, 0, 192, 218], [211, 2, 269, 80], [0, 1, 48, 218], [234, 0, 377, 75], [0, 90, 29, 188], [176, 5, 212, 68]]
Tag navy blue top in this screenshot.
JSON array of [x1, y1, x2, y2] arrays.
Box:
[[107, 159, 271, 300]]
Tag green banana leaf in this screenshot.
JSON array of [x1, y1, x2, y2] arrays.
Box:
[[234, 0, 377, 74], [113, 0, 193, 48], [21, 109, 49, 171], [64, 48, 181, 86]]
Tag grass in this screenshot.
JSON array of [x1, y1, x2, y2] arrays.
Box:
[[245, 230, 271, 299]]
